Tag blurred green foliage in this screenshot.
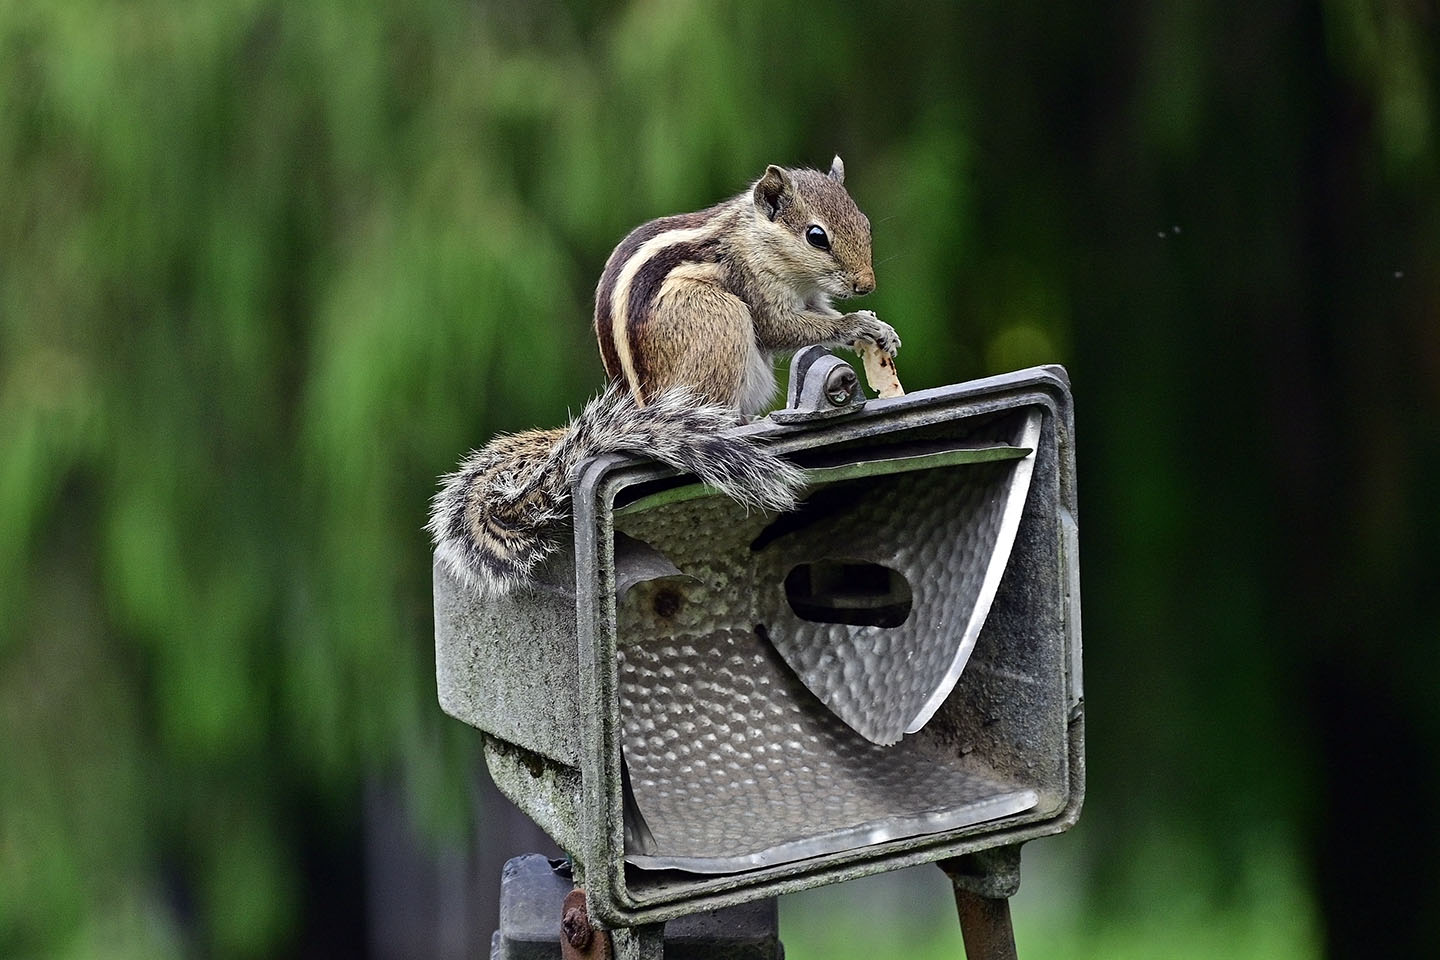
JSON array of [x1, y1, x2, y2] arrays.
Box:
[[2, 0, 1436, 957]]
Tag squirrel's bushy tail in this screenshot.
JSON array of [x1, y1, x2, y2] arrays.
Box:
[[428, 383, 805, 596]]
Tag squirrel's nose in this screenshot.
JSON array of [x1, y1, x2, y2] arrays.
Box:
[[852, 272, 875, 295]]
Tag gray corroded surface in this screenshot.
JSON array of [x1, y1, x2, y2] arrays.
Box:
[[434, 556, 584, 768], [483, 736, 585, 857], [918, 403, 1073, 805], [616, 626, 1037, 872]]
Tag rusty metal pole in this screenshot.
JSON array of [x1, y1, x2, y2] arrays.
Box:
[[952, 889, 1018, 960], [940, 845, 1022, 960]]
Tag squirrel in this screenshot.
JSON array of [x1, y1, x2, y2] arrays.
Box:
[[429, 156, 898, 595], [595, 155, 898, 416]]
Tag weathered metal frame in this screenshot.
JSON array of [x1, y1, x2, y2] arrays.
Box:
[[437, 363, 1083, 929]]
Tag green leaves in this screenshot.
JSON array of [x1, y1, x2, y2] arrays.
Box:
[[3, 0, 1435, 954]]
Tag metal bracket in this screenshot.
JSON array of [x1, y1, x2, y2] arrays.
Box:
[[770, 345, 866, 423], [940, 844, 1022, 900]]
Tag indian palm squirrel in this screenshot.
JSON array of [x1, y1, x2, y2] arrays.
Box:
[[429, 156, 900, 594]]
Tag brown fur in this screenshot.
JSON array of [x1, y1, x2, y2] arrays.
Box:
[[429, 385, 805, 595], [593, 158, 898, 417]]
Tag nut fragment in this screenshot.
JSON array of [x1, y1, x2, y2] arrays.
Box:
[[855, 341, 905, 398]]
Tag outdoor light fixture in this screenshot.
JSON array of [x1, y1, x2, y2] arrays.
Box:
[[435, 350, 1083, 958]]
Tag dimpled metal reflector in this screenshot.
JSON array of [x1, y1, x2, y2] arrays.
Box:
[[617, 627, 1037, 873], [757, 410, 1042, 744], [613, 412, 1043, 872]]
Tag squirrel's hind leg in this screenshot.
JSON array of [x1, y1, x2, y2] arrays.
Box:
[[637, 278, 757, 415]]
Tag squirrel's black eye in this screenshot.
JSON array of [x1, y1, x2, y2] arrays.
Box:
[[805, 225, 831, 251]]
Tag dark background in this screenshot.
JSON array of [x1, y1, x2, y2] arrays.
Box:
[[2, 0, 1436, 957]]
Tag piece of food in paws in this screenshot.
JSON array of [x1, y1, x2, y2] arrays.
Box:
[[855, 340, 904, 398]]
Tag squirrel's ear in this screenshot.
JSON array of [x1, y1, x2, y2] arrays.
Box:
[[754, 165, 793, 221], [828, 155, 845, 185]]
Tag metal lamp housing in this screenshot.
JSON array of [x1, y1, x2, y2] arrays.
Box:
[[434, 361, 1083, 927]]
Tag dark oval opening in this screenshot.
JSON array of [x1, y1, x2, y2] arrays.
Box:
[[783, 560, 913, 628]]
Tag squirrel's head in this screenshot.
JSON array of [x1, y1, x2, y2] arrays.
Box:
[[751, 156, 875, 300]]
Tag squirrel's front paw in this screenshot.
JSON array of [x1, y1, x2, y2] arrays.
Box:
[[846, 310, 901, 357]]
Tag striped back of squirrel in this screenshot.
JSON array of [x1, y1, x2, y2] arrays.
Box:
[[594, 200, 738, 402]]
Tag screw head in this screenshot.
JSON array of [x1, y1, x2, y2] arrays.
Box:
[[824, 366, 858, 406]]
